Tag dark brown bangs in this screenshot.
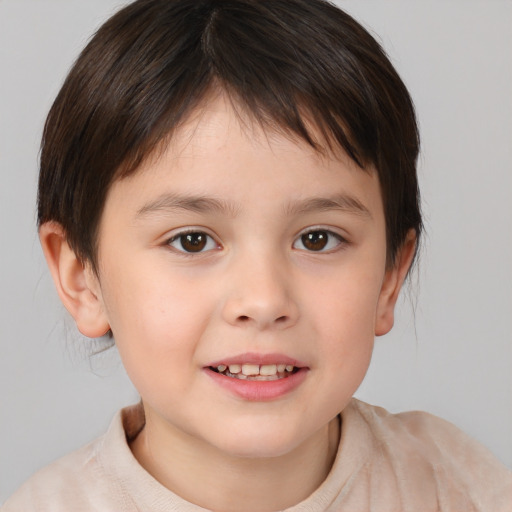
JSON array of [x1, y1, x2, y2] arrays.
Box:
[[38, 0, 421, 270]]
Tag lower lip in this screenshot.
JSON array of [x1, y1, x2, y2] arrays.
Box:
[[204, 368, 308, 401]]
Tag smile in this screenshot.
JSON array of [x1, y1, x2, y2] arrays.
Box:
[[209, 363, 299, 381], [205, 353, 308, 400]]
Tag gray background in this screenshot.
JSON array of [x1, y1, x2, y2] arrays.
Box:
[[1, 0, 511, 503]]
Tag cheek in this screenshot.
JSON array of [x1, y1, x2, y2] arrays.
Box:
[[307, 262, 384, 372], [313, 264, 383, 333], [99, 262, 216, 388]]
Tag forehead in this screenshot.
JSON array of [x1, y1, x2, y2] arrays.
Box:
[[104, 94, 383, 224]]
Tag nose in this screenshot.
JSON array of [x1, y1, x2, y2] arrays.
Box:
[[221, 253, 299, 331]]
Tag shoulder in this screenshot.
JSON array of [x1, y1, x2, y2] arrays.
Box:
[[345, 399, 512, 511], [1, 409, 135, 512], [350, 398, 508, 471]]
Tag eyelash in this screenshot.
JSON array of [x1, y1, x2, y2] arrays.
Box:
[[165, 227, 347, 255], [292, 228, 347, 253], [166, 230, 220, 254]]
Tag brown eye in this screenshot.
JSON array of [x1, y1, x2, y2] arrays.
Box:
[[293, 229, 344, 252], [181, 233, 206, 252], [169, 232, 217, 253], [301, 231, 328, 251]]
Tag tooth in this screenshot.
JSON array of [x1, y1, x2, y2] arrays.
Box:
[[277, 364, 286, 372], [237, 373, 247, 380], [229, 364, 242, 374], [285, 365, 294, 372], [252, 374, 279, 381], [242, 364, 260, 376], [217, 365, 227, 372], [260, 364, 277, 376]]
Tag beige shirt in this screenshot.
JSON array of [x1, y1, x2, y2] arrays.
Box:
[[3, 399, 512, 511]]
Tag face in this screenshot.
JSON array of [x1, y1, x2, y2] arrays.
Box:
[[91, 95, 402, 459]]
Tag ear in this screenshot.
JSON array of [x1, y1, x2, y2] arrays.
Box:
[[39, 222, 110, 338], [375, 229, 417, 336]]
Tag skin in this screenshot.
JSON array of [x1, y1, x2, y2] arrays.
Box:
[[40, 93, 415, 511]]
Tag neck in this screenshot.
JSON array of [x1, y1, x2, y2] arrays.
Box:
[[130, 409, 340, 511]]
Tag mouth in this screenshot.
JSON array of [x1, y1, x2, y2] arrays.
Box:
[[208, 363, 300, 381], [204, 354, 308, 400]]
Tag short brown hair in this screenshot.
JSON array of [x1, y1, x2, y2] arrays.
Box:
[[38, 0, 422, 271]]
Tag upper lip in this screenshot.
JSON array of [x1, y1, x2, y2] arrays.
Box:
[[206, 352, 307, 368]]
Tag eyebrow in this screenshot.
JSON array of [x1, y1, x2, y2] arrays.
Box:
[[136, 193, 240, 218], [136, 192, 371, 220], [284, 194, 372, 218]]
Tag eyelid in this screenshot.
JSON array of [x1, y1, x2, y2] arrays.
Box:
[[165, 227, 221, 254], [292, 226, 348, 252]]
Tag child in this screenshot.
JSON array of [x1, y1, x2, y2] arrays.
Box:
[[3, 0, 511, 510]]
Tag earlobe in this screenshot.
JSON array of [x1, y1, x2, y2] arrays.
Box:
[[375, 230, 417, 337], [39, 222, 110, 338]]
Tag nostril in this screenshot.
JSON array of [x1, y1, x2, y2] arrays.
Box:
[[237, 315, 289, 324]]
